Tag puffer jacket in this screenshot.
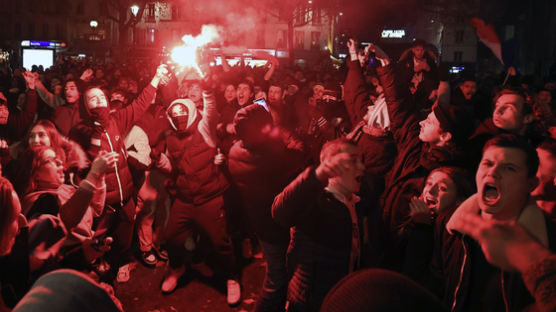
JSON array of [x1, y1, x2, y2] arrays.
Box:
[[160, 91, 229, 205], [165, 123, 229, 204]]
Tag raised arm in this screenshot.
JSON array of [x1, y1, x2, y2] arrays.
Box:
[[373, 45, 415, 132], [272, 167, 324, 227], [59, 151, 117, 229], [343, 39, 369, 125], [7, 72, 38, 140], [263, 55, 279, 81], [114, 64, 169, 134], [35, 78, 58, 108], [272, 150, 352, 227], [198, 90, 220, 148]]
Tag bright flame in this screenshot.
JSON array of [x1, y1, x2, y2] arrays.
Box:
[[170, 25, 221, 78]]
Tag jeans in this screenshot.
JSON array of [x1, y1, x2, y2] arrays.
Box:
[[255, 238, 289, 312], [136, 170, 170, 252]]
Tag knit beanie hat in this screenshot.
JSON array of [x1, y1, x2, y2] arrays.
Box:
[[433, 103, 474, 144]]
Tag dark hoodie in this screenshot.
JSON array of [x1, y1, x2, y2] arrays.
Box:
[[227, 104, 306, 243]]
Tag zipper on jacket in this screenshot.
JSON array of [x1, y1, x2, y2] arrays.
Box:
[[451, 238, 468, 312], [102, 127, 124, 206], [501, 271, 509, 312]]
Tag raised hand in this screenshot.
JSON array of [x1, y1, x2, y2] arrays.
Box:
[[0, 139, 8, 156], [347, 38, 357, 55], [315, 152, 352, 183], [83, 236, 113, 263], [23, 70, 36, 90], [347, 39, 359, 61], [80, 68, 94, 82], [368, 43, 390, 65], [151, 64, 170, 87], [449, 212, 552, 272], [214, 148, 226, 166], [155, 64, 170, 79], [88, 151, 119, 185], [409, 196, 433, 224]]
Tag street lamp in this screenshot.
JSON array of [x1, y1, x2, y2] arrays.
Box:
[[89, 20, 98, 40], [89, 20, 99, 59], [130, 5, 139, 46], [130, 5, 139, 17]]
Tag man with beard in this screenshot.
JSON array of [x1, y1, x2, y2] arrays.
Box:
[[68, 64, 169, 282]]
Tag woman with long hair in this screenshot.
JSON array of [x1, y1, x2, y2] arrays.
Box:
[[8, 119, 89, 196], [21, 146, 117, 272]]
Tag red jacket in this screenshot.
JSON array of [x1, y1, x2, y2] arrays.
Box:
[[69, 84, 156, 209]]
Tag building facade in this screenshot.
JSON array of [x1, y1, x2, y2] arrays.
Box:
[[128, 1, 334, 63], [0, 0, 114, 66]]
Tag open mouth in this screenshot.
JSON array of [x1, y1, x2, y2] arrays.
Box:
[[355, 175, 363, 184], [424, 196, 437, 208], [482, 183, 500, 205], [492, 117, 503, 125]]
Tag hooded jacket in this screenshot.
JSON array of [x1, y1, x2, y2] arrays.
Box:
[[69, 84, 156, 211], [161, 92, 229, 204]]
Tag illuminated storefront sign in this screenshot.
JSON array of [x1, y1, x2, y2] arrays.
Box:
[[21, 41, 66, 48], [381, 29, 406, 39]]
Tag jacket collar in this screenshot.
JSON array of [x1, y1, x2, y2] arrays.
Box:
[[446, 193, 549, 247], [325, 184, 360, 207]]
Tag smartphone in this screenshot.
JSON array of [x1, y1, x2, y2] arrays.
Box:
[[253, 97, 270, 112], [368, 52, 377, 68]]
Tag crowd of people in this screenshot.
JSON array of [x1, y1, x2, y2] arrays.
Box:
[[1, 37, 556, 312]]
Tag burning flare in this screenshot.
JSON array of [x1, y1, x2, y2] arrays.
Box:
[[171, 25, 221, 77]]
